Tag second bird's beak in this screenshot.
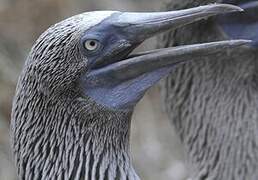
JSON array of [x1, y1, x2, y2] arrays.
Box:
[[83, 4, 251, 110]]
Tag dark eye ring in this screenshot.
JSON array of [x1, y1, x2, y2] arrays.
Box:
[[83, 39, 100, 51]]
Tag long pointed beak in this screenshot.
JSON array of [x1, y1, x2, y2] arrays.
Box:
[[82, 4, 251, 110], [87, 4, 248, 84], [90, 4, 245, 71]]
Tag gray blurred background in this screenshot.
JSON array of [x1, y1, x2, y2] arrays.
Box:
[[0, 0, 187, 179]]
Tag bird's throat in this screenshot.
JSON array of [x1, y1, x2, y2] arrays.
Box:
[[11, 92, 140, 180]]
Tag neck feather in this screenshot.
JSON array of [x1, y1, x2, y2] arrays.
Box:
[[11, 87, 140, 180]]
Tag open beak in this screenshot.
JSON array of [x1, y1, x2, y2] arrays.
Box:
[[83, 4, 251, 110]]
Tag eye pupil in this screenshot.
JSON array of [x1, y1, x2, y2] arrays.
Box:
[[89, 41, 95, 47]]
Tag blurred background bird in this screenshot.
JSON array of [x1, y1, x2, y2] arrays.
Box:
[[159, 0, 258, 179]]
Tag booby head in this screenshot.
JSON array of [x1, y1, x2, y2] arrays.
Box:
[[25, 4, 248, 111], [11, 3, 250, 180]]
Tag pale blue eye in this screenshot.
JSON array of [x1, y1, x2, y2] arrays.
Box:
[[83, 39, 100, 51]]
